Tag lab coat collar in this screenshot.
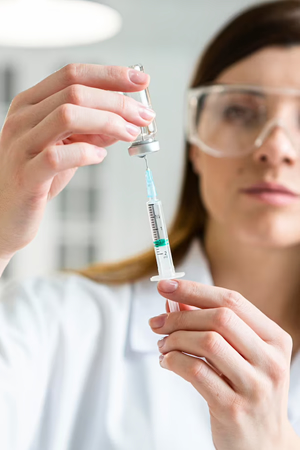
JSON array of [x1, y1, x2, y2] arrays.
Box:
[[129, 239, 213, 353]]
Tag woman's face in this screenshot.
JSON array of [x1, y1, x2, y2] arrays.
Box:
[[189, 46, 300, 247]]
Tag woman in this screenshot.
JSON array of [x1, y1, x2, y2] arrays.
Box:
[[0, 0, 300, 449]]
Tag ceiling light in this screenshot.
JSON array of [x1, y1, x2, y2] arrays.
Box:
[[0, 0, 122, 47]]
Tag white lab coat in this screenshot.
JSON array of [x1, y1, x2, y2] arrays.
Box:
[[0, 239, 299, 450]]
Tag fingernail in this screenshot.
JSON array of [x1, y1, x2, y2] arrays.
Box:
[[158, 280, 178, 293], [157, 337, 166, 349], [125, 123, 140, 136], [159, 354, 166, 367], [149, 313, 168, 329], [96, 148, 107, 158], [128, 69, 149, 85], [139, 107, 156, 121]]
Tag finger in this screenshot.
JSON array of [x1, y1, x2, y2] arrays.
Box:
[[26, 142, 107, 186], [157, 279, 280, 344], [159, 351, 236, 413], [22, 86, 155, 136], [158, 330, 255, 393], [22, 104, 141, 154], [150, 307, 269, 367], [63, 133, 119, 149], [15, 64, 150, 106]]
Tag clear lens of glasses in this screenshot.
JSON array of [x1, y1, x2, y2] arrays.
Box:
[[186, 85, 300, 157]]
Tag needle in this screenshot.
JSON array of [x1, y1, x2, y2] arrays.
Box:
[[143, 155, 149, 170]]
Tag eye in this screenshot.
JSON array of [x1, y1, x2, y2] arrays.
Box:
[[223, 104, 255, 122]]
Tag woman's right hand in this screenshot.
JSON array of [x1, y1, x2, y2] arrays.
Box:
[[0, 63, 155, 262]]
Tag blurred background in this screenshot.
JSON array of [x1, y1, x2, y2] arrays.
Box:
[[0, 0, 264, 284]]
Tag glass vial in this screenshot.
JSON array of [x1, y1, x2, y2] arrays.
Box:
[[126, 64, 160, 157]]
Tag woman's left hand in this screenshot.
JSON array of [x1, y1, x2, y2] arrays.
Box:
[[149, 279, 300, 450]]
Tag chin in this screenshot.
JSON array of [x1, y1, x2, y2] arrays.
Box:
[[229, 214, 300, 248]]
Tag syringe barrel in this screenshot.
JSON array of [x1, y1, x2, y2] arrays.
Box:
[[126, 64, 160, 157], [147, 199, 176, 278]]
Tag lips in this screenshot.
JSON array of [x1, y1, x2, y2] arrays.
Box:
[[241, 181, 300, 206], [242, 182, 299, 196]]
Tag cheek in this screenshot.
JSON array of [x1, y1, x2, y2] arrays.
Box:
[[199, 159, 238, 222]]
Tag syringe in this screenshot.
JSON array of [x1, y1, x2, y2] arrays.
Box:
[[144, 157, 185, 312], [126, 64, 185, 313]]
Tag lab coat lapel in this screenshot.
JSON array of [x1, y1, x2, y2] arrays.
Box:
[[288, 348, 300, 432]]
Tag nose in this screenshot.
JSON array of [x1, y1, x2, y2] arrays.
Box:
[[253, 121, 298, 166]]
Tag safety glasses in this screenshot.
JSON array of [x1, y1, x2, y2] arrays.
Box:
[[186, 84, 300, 158]]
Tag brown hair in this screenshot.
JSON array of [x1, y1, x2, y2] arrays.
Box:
[[75, 0, 300, 284]]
